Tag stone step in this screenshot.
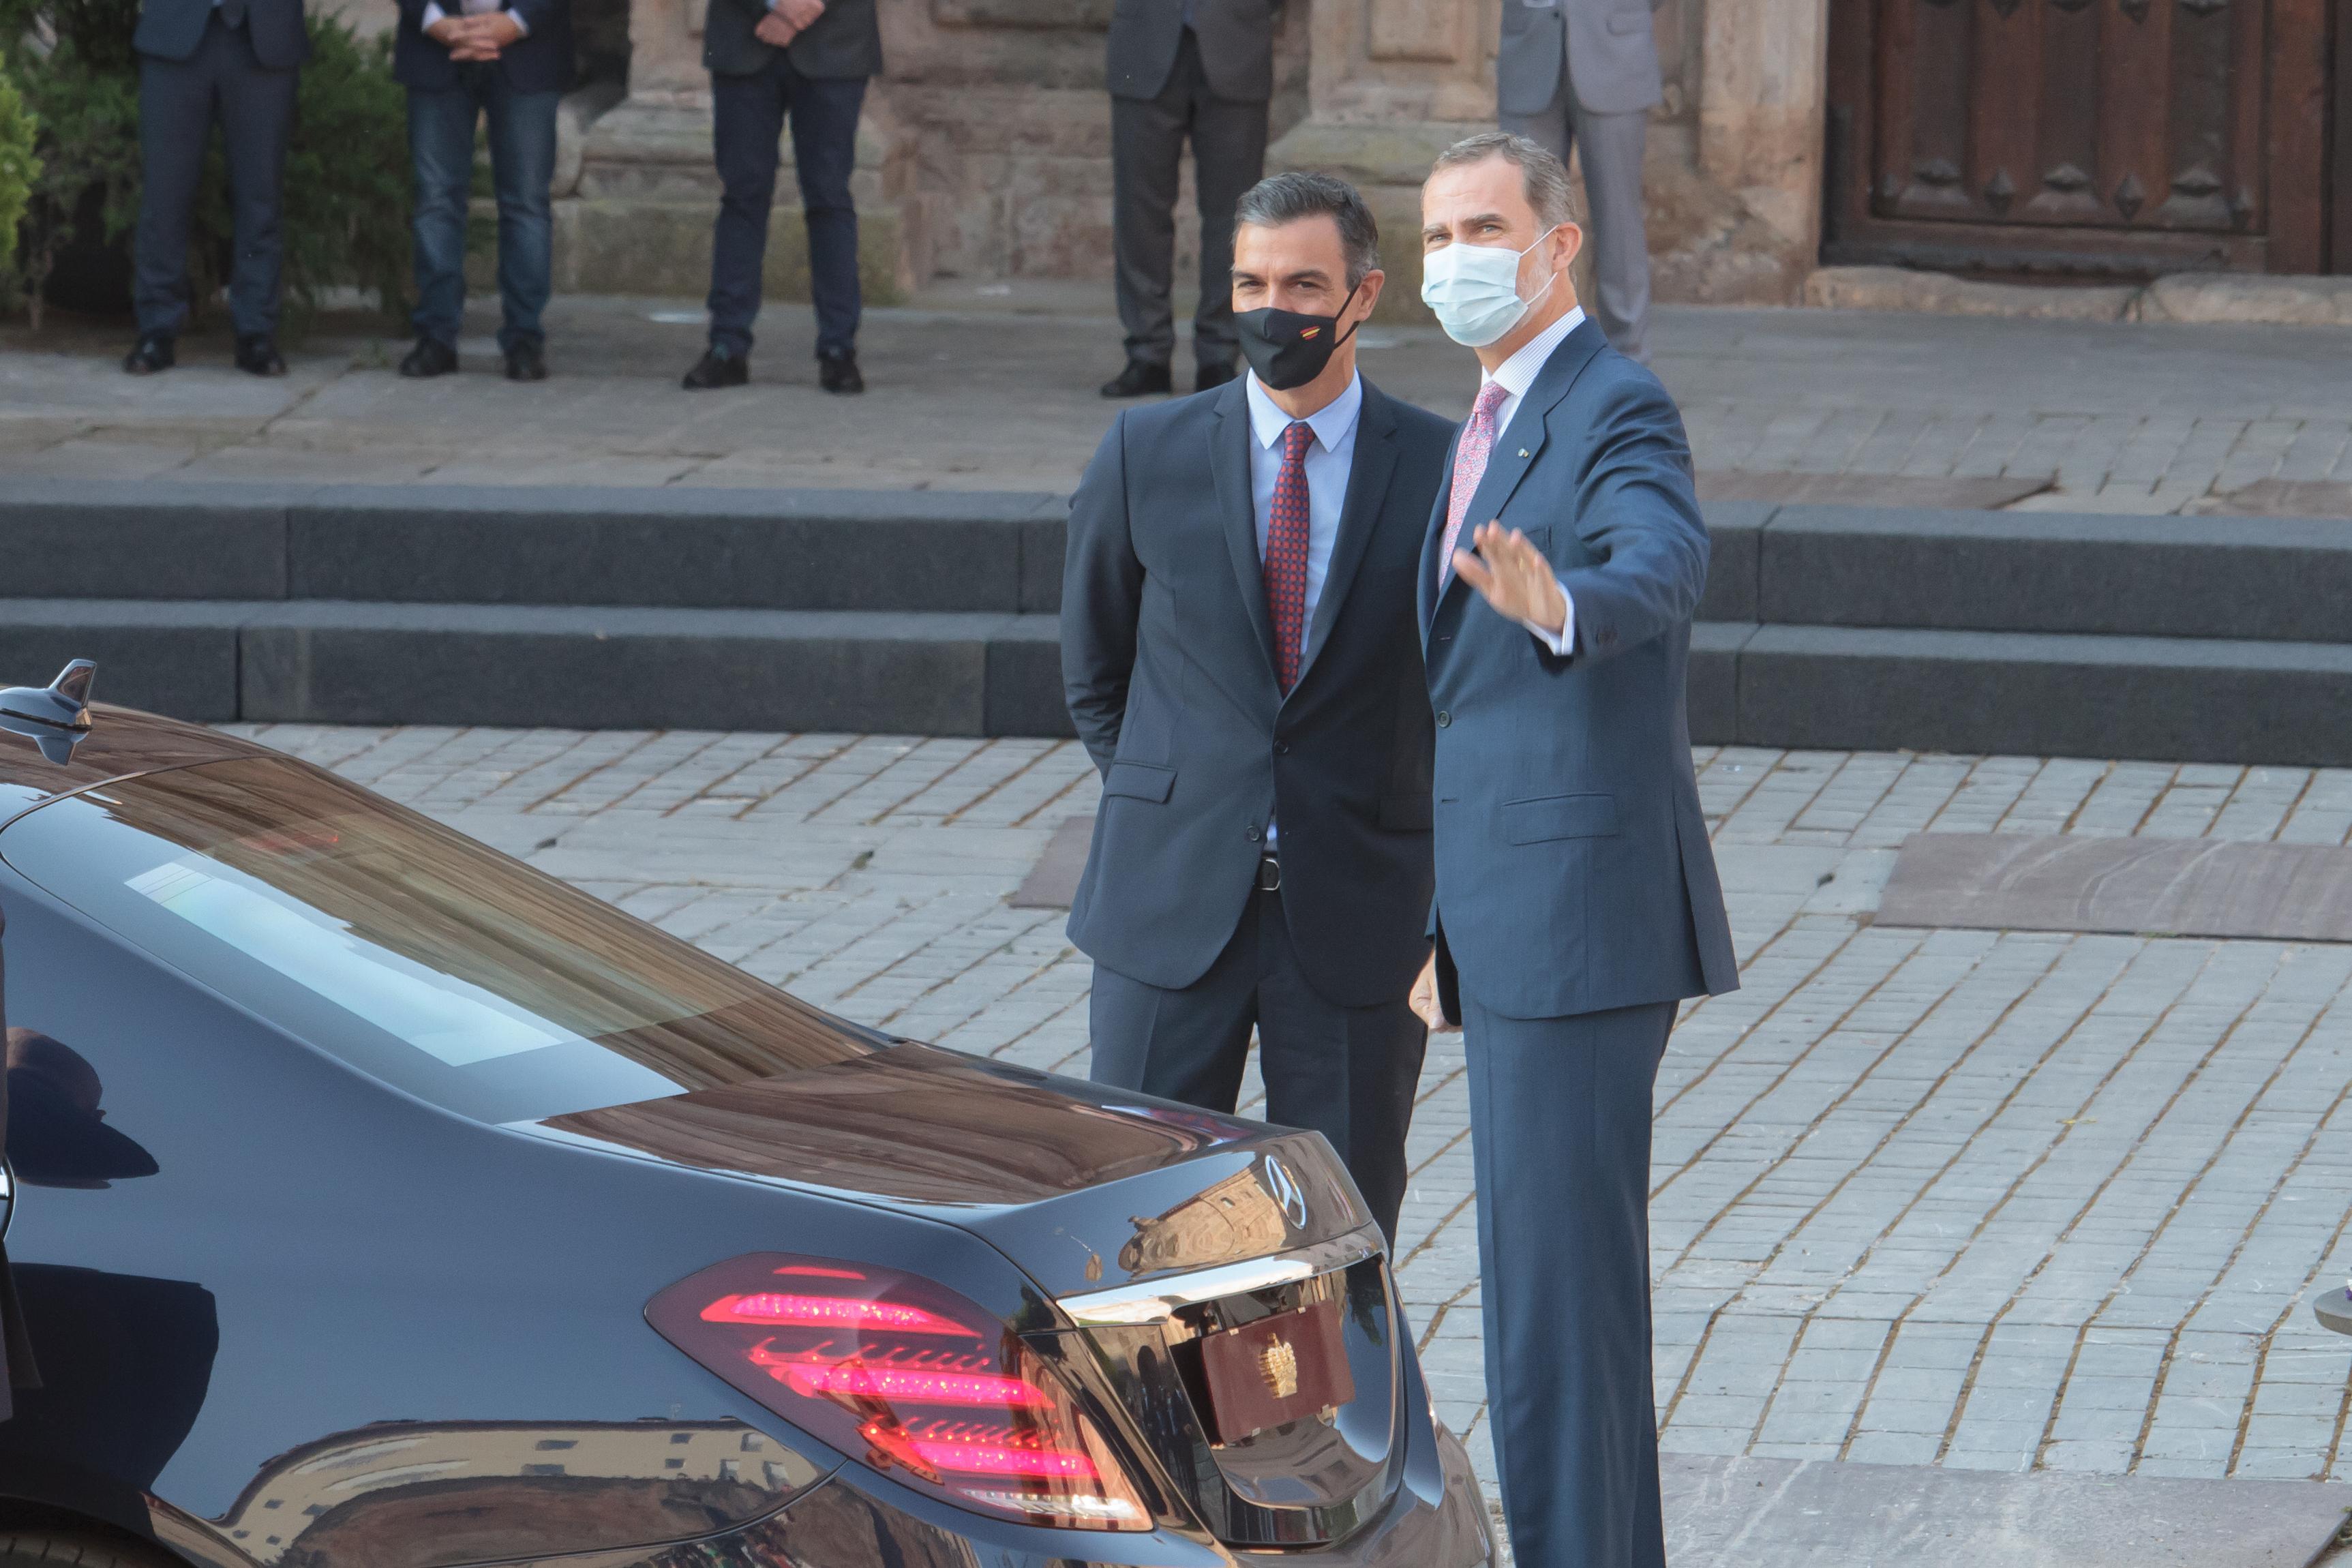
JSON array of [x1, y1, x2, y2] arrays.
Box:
[[0, 600, 1064, 737], [7, 601, 2348, 766], [12, 482, 2347, 642]]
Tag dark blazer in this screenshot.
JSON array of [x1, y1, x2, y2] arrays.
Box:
[[1064, 377, 1456, 1008], [1106, 0, 1277, 103], [133, 0, 310, 67], [393, 0, 575, 94], [702, 0, 881, 79], [1419, 318, 1736, 1021]]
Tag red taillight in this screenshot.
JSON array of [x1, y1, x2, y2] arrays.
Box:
[[646, 1252, 1152, 1533], [702, 1293, 978, 1335]]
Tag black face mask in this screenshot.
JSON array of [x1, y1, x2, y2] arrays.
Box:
[[1234, 284, 1361, 391]]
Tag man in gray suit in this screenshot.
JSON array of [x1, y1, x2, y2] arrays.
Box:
[[1099, 0, 1278, 399], [1494, 0, 1661, 361], [1064, 173, 1456, 1239], [1410, 131, 1736, 1568]]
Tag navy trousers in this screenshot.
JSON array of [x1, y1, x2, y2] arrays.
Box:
[[1089, 886, 1427, 1242], [706, 56, 866, 359], [1465, 996, 1673, 1568], [408, 70, 559, 355], [133, 14, 298, 340]]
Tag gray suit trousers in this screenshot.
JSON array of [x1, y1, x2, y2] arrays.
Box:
[[1500, 87, 1651, 362], [1088, 885, 1427, 1242], [1111, 29, 1267, 370], [1466, 995, 1672, 1568]]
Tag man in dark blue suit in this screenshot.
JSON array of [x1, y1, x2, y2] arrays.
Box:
[[679, 0, 879, 394], [391, 0, 574, 382], [125, 0, 310, 376], [1062, 173, 1455, 1241], [1406, 132, 1737, 1568]]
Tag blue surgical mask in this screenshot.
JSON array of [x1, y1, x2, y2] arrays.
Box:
[[1419, 228, 1559, 348]]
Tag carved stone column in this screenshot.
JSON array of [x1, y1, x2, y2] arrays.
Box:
[[1268, 0, 1501, 322]]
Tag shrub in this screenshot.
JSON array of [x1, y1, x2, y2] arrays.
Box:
[[0, 61, 35, 277], [3, 1, 412, 329]]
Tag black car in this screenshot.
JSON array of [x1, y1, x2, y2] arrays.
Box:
[[0, 665, 1492, 1568]]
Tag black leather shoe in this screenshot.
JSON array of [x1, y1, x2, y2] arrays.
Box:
[[1195, 360, 1239, 393], [399, 337, 457, 378], [1099, 359, 1173, 398], [123, 335, 176, 376], [817, 350, 863, 395], [682, 346, 749, 391], [235, 335, 287, 377], [503, 341, 547, 382]]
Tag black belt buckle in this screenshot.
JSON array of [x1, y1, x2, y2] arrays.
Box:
[[1255, 853, 1282, 892]]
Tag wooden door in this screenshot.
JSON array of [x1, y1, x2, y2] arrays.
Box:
[[1826, 0, 2338, 276]]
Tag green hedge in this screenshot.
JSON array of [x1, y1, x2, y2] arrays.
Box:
[[3, 0, 412, 328], [0, 62, 33, 275]]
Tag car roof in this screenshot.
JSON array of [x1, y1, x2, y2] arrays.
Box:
[[0, 704, 277, 804]]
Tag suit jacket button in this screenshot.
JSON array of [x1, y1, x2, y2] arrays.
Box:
[[1436, 710, 1451, 727], [1274, 742, 1290, 755], [1246, 825, 1263, 841]]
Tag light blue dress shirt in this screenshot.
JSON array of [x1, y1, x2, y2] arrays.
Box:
[[1244, 367, 1363, 849]]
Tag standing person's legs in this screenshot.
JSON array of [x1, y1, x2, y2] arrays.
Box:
[[1186, 89, 1268, 380], [1497, 68, 1573, 163], [132, 37, 220, 342], [406, 78, 480, 350], [1109, 44, 1196, 372], [780, 63, 868, 361], [215, 26, 299, 342], [1254, 903, 1425, 1242], [1465, 997, 1672, 1568], [483, 74, 560, 356], [1089, 895, 1262, 1112], [705, 59, 789, 357], [1567, 101, 1651, 362]]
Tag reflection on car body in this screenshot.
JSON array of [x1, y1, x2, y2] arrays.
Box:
[[0, 680, 1493, 1568]]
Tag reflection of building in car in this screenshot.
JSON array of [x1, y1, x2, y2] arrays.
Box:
[[215, 1421, 822, 1568]]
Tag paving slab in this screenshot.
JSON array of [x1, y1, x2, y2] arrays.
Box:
[[1880, 834, 2352, 942], [1662, 1454, 2349, 1568], [12, 296, 2352, 515]]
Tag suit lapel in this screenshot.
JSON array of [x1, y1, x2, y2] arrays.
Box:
[[1419, 422, 1466, 646], [1210, 381, 1280, 680], [1424, 317, 1612, 632], [1295, 382, 1398, 686]]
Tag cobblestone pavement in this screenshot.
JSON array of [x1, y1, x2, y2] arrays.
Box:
[[10, 295, 2352, 516], [226, 723, 2352, 1497]]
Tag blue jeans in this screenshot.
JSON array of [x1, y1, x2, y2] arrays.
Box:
[[706, 57, 865, 359], [408, 70, 558, 353]]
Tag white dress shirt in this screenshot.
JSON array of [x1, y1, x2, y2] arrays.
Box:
[[1473, 304, 1586, 655], [422, 0, 526, 31], [1244, 367, 1364, 847]]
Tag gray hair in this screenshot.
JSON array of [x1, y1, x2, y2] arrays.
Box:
[[1233, 172, 1381, 289], [1429, 131, 1575, 231]]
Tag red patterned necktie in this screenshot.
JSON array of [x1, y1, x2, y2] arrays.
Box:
[[1265, 421, 1314, 692], [1439, 379, 1514, 586]]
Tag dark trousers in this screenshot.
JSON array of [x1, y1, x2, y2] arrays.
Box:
[[408, 70, 559, 355], [1466, 997, 1674, 1568], [1109, 29, 1267, 372], [133, 14, 299, 340], [707, 56, 865, 359], [1088, 885, 1427, 1241]]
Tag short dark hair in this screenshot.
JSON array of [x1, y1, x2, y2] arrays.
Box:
[[1233, 172, 1381, 289], [1429, 131, 1575, 230]]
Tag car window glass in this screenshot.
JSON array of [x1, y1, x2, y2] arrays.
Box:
[[0, 757, 875, 1124]]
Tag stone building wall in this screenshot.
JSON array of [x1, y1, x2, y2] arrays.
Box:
[[451, 0, 1831, 314]]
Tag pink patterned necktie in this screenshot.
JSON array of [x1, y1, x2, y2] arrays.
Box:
[[1439, 379, 1514, 586], [1264, 421, 1314, 692]]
